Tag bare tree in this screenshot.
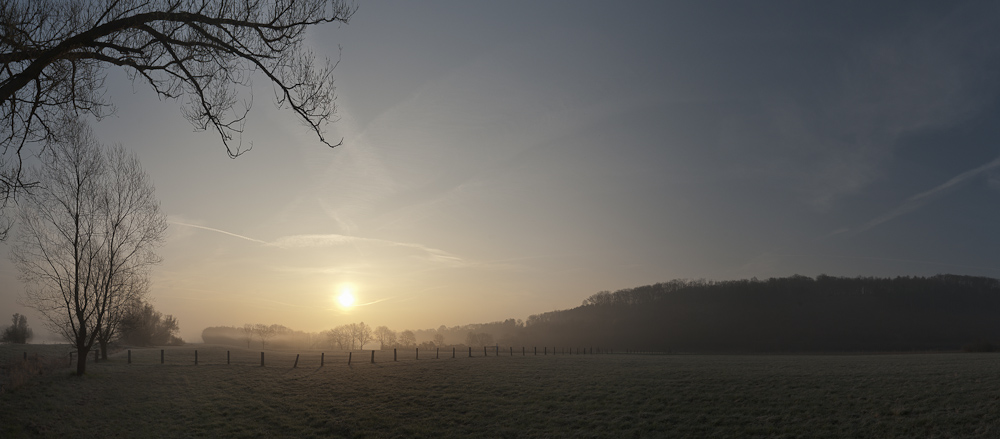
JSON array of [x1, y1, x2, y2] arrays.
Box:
[[255, 323, 277, 349], [12, 119, 107, 375], [11, 118, 165, 375], [346, 322, 359, 349], [399, 330, 415, 348], [432, 333, 445, 347], [92, 144, 166, 358], [95, 274, 148, 358], [240, 323, 255, 349], [326, 325, 350, 350], [0, 0, 356, 232], [373, 325, 396, 350], [465, 332, 494, 347], [354, 321, 372, 350]]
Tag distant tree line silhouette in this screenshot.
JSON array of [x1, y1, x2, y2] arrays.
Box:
[[201, 274, 1000, 353], [510, 274, 1000, 352], [202, 322, 512, 351]]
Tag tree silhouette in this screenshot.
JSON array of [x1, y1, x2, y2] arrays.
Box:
[[399, 330, 416, 348], [353, 322, 372, 350], [1, 313, 32, 344], [11, 118, 165, 375], [118, 300, 182, 346], [240, 323, 255, 349], [374, 325, 396, 350], [0, 0, 356, 235], [254, 323, 277, 349]]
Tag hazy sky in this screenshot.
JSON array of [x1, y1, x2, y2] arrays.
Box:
[[3, 1, 1000, 342]]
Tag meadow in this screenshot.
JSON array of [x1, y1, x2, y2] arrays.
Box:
[[2, 344, 1000, 438]]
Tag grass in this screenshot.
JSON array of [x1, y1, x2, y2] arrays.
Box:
[[2, 345, 1000, 438]]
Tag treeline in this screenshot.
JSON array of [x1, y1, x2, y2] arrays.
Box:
[[201, 320, 527, 351], [510, 274, 1000, 352], [202, 324, 322, 350], [412, 319, 524, 347], [201, 274, 1000, 353]]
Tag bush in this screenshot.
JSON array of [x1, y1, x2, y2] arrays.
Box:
[[1, 314, 32, 344], [119, 302, 183, 346]]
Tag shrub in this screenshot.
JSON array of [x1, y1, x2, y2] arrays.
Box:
[[1, 314, 32, 344]]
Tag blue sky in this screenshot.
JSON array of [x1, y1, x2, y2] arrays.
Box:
[[3, 1, 1000, 341]]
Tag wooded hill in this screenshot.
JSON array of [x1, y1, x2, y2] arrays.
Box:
[[510, 274, 1000, 352]]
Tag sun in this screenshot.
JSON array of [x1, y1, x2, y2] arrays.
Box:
[[337, 287, 356, 308]]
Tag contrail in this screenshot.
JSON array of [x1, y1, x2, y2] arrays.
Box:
[[848, 154, 1000, 234], [168, 221, 465, 264], [168, 221, 268, 244]]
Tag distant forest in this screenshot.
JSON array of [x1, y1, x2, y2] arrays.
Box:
[[512, 274, 1000, 352], [203, 274, 1000, 353]]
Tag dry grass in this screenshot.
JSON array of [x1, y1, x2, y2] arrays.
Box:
[[2, 345, 1000, 438], [0, 344, 72, 395]]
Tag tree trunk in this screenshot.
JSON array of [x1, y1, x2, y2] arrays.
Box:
[[76, 345, 88, 376], [75, 323, 88, 376]]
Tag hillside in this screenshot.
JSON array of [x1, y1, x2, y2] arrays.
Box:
[[511, 274, 1000, 352]]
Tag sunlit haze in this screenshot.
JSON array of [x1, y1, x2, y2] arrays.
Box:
[[3, 1, 1000, 343]]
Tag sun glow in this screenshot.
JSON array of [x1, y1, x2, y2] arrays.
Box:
[[337, 286, 356, 308]]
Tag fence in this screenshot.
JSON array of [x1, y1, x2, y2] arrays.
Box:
[[9, 345, 627, 369], [1, 345, 688, 370]]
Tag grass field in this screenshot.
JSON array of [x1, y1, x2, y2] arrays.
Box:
[[2, 344, 1000, 438]]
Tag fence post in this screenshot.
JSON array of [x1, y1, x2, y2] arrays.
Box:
[[416, 347, 419, 360], [394, 348, 397, 362], [227, 351, 230, 365], [452, 347, 455, 358], [534, 347, 537, 356], [469, 347, 472, 357], [522, 347, 525, 356], [128, 349, 131, 364], [484, 346, 487, 357], [371, 350, 375, 364], [261, 352, 265, 367], [321, 352, 325, 367], [294, 354, 300, 368], [161, 349, 164, 364], [348, 352, 352, 365], [544, 347, 547, 355], [496, 346, 499, 356], [436, 348, 439, 359], [510, 347, 513, 356], [23, 352, 27, 361], [195, 350, 198, 365]]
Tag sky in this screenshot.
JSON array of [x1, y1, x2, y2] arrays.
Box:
[[3, 1, 1000, 342]]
